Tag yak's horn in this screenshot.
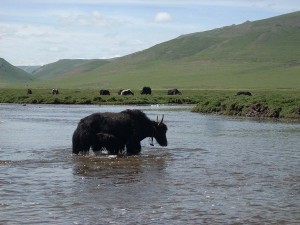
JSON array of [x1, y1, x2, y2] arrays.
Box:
[[159, 115, 164, 125]]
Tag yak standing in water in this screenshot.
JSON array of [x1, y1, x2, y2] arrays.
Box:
[[72, 109, 168, 155]]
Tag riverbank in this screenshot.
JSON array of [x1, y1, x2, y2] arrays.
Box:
[[0, 88, 198, 105], [191, 90, 300, 120], [0, 88, 299, 120]]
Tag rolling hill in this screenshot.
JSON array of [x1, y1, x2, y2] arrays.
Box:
[[8, 11, 300, 90], [18, 65, 41, 74], [0, 58, 35, 87], [31, 59, 110, 80]]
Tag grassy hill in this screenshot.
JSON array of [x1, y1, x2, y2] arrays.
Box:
[[32, 59, 110, 79], [18, 65, 41, 74], [8, 11, 300, 90], [0, 58, 35, 87]]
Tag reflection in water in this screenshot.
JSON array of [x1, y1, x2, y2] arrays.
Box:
[[73, 152, 167, 184], [0, 104, 300, 224]]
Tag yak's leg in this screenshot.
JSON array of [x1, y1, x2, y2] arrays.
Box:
[[126, 141, 141, 155], [72, 130, 91, 155], [91, 141, 103, 152], [94, 132, 123, 155], [110, 143, 126, 155]]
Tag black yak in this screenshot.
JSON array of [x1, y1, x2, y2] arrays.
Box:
[[121, 89, 134, 95], [27, 89, 32, 94], [72, 109, 168, 155], [140, 86, 152, 95], [52, 89, 59, 95], [236, 91, 252, 96], [100, 89, 110, 95], [168, 88, 181, 95]]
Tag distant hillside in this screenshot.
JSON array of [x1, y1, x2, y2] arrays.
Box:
[[12, 11, 300, 90], [32, 59, 110, 80], [33, 11, 300, 90], [18, 65, 41, 74], [0, 58, 35, 87]]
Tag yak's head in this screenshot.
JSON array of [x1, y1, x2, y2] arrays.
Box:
[[152, 115, 168, 146]]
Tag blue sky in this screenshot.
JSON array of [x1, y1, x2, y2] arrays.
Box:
[[1, 0, 300, 65]]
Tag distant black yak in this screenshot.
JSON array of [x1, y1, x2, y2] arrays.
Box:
[[52, 89, 59, 95], [100, 89, 110, 95], [27, 89, 32, 94], [236, 91, 252, 96], [72, 109, 168, 155], [140, 86, 152, 95], [168, 88, 181, 95], [120, 89, 134, 95]]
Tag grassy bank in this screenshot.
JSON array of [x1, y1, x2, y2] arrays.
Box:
[[191, 90, 300, 120], [0, 88, 198, 105], [1, 88, 299, 120]]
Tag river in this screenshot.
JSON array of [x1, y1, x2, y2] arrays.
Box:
[[0, 104, 299, 224]]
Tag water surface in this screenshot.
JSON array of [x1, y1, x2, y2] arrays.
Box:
[[0, 104, 299, 224]]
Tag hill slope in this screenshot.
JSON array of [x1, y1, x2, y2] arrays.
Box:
[[31, 11, 300, 89], [0, 58, 35, 87], [32, 59, 110, 80], [18, 65, 41, 74]]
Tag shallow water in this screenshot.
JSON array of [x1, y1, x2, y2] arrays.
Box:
[[0, 104, 299, 224]]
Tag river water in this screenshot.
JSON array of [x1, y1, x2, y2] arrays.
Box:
[[0, 104, 299, 224]]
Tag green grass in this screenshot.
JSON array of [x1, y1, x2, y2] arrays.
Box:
[[0, 88, 198, 105], [1, 88, 299, 120], [191, 90, 300, 119]]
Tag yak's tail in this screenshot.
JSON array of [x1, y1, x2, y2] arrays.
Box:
[[72, 128, 81, 154]]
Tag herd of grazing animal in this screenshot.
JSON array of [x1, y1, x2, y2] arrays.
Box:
[[26, 87, 253, 97], [99, 87, 181, 96], [26, 89, 60, 95], [25, 87, 183, 97]]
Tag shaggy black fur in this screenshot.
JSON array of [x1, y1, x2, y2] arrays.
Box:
[[93, 132, 124, 154], [140, 86, 152, 95], [99, 90, 110, 95], [167, 88, 181, 95], [72, 109, 168, 155]]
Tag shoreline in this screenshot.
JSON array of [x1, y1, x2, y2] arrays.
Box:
[[0, 88, 299, 122]]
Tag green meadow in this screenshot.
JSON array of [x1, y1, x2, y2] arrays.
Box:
[[1, 88, 299, 120]]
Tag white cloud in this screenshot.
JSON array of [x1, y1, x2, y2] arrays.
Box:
[[57, 10, 112, 27], [154, 12, 172, 23]]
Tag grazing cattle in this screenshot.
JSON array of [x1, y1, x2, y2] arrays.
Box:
[[140, 86, 152, 95], [27, 89, 32, 94], [100, 89, 110, 95], [72, 109, 168, 155], [168, 88, 181, 95], [52, 89, 59, 95], [236, 91, 252, 96], [121, 89, 134, 95]]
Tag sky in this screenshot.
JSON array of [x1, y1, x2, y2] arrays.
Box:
[[1, 0, 300, 66]]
